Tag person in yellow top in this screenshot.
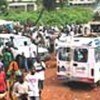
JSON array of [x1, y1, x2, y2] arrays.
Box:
[[7, 60, 22, 78], [7, 60, 22, 100]]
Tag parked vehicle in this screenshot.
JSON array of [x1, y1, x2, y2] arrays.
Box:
[[54, 34, 71, 51], [0, 34, 49, 60], [57, 36, 100, 84]]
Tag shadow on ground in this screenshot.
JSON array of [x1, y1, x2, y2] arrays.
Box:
[[62, 82, 94, 91]]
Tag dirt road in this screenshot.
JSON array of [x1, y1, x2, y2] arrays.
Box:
[[42, 60, 100, 100]]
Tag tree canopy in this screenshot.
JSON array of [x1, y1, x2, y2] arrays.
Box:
[[0, 7, 94, 26], [0, 0, 8, 13]]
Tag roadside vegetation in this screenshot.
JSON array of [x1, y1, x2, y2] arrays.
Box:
[[0, 7, 93, 26], [0, 0, 94, 26]]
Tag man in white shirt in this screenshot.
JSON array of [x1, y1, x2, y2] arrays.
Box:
[[33, 57, 46, 96], [25, 68, 40, 100], [12, 75, 29, 100]]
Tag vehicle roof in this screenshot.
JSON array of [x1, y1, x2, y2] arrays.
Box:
[[0, 34, 14, 38], [0, 34, 29, 39], [72, 37, 100, 47], [0, 20, 13, 26]]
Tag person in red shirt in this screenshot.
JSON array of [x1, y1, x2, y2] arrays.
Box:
[[0, 62, 8, 100]]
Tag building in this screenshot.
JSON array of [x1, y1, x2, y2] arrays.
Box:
[[7, 0, 37, 11], [7, 0, 36, 3], [68, 0, 96, 5]]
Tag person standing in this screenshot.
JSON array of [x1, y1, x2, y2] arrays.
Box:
[[21, 52, 29, 72], [7, 60, 22, 100], [0, 63, 8, 100], [2, 48, 13, 72], [7, 60, 22, 79], [25, 68, 40, 100], [33, 57, 46, 97], [12, 75, 29, 100]]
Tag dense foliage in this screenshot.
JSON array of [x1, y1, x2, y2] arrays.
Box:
[[0, 7, 93, 26], [0, 0, 8, 13]]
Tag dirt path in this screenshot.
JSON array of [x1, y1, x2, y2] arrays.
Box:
[[42, 61, 100, 100]]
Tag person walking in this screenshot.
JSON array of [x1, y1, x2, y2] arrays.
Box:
[[25, 68, 40, 100], [6, 60, 22, 100], [0, 62, 8, 100], [33, 57, 46, 97], [2, 48, 14, 72], [12, 75, 29, 100], [21, 52, 29, 72]]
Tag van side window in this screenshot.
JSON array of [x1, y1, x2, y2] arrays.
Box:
[[58, 47, 71, 61], [74, 48, 88, 62], [95, 47, 100, 62]]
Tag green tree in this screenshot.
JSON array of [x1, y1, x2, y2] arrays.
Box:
[[0, 0, 8, 14], [0, 7, 93, 26], [93, 12, 100, 21]]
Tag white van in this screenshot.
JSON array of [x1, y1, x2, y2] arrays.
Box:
[[57, 36, 100, 84], [54, 34, 71, 51], [0, 34, 48, 60]]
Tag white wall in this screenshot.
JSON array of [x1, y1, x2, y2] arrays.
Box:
[[7, 0, 36, 2], [68, 0, 96, 5]]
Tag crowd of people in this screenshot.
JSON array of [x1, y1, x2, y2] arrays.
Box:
[[0, 45, 46, 100], [0, 20, 97, 100], [0, 22, 93, 52]]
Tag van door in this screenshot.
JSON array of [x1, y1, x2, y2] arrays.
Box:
[[72, 47, 89, 79], [57, 47, 71, 77]]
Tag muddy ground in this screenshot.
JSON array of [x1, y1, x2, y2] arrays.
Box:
[[42, 55, 100, 100]]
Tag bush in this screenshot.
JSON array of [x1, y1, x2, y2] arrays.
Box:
[[0, 7, 93, 26]]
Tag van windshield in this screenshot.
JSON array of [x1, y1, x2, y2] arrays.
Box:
[[58, 47, 71, 61], [74, 48, 88, 62]]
